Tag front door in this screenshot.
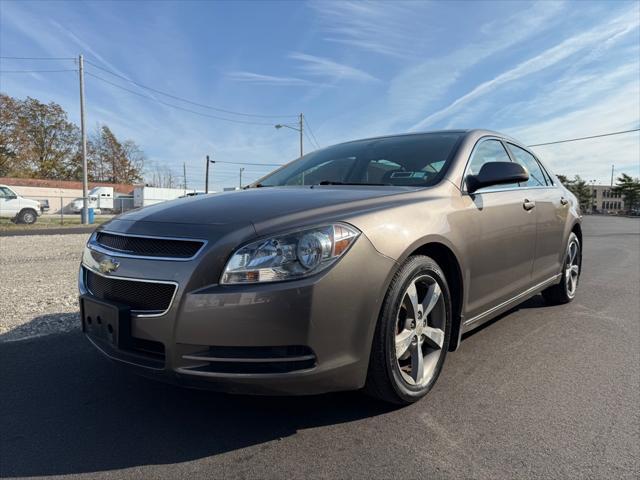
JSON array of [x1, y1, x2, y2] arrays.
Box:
[[456, 139, 538, 320], [0, 186, 20, 218]]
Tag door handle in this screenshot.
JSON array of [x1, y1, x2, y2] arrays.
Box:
[[523, 199, 536, 211], [560, 197, 569, 206]]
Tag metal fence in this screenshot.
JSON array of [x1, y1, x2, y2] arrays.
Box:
[[0, 194, 179, 227]]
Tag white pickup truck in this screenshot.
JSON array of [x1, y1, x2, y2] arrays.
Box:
[[0, 184, 42, 224]]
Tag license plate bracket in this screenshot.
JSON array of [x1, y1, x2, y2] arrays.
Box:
[[80, 295, 131, 348]]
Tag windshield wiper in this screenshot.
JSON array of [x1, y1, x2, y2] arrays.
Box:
[[315, 180, 390, 186]]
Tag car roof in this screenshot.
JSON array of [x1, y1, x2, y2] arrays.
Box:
[[324, 129, 523, 149]]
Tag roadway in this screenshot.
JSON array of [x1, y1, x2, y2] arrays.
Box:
[[1, 216, 638, 479]]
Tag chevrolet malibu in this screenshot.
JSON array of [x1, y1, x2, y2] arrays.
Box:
[[79, 130, 582, 404]]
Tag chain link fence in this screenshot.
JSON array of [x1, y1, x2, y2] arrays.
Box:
[[0, 194, 179, 228]]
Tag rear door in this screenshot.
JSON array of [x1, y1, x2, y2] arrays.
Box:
[[506, 143, 568, 284], [456, 138, 538, 320]]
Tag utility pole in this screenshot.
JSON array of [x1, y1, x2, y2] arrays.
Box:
[[239, 167, 245, 188], [205, 155, 215, 193], [610, 165, 614, 187], [78, 54, 89, 224], [299, 112, 304, 158], [205, 155, 210, 193], [183, 162, 187, 193], [274, 114, 304, 158]]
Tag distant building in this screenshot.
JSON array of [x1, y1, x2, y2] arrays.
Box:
[[589, 185, 625, 213]]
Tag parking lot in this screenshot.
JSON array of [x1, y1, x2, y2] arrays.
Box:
[[0, 215, 638, 479]]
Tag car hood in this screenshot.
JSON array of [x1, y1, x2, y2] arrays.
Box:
[[115, 186, 418, 228]]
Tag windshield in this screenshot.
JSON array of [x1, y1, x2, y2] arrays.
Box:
[[256, 132, 463, 188]]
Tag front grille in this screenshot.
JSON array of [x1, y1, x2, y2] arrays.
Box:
[[95, 232, 204, 259], [85, 269, 176, 313], [182, 345, 316, 374]]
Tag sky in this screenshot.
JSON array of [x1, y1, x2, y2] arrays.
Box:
[[0, 0, 638, 191]]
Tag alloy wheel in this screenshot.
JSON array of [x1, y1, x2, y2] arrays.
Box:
[[565, 239, 580, 298], [395, 274, 446, 387]]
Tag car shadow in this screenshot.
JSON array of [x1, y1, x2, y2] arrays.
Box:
[[0, 318, 397, 477], [1, 295, 556, 477]]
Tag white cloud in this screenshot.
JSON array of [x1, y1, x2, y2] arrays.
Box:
[[225, 71, 319, 87], [289, 52, 378, 83], [388, 1, 566, 121], [409, 8, 640, 131], [309, 0, 434, 58]]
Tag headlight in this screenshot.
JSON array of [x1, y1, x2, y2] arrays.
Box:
[[221, 223, 360, 284]]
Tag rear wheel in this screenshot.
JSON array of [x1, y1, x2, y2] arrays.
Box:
[[16, 208, 37, 225], [365, 255, 451, 405], [542, 232, 581, 305]]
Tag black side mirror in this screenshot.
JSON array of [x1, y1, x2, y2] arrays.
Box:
[[466, 161, 529, 194]]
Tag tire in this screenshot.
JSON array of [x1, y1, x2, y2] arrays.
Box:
[[542, 232, 581, 305], [16, 208, 38, 225], [365, 255, 452, 405]]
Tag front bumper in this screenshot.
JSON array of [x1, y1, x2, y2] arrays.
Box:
[[79, 227, 396, 395]]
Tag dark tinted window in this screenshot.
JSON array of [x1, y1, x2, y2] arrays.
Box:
[[257, 133, 462, 187], [508, 144, 547, 187], [466, 139, 518, 190]]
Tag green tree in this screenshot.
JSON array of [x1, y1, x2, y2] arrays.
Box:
[[0, 94, 29, 176], [612, 173, 640, 212], [0, 93, 145, 183], [19, 97, 81, 179]]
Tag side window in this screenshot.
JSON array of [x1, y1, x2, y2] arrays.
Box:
[[508, 144, 547, 187], [540, 164, 554, 186], [0, 187, 15, 198], [466, 139, 517, 190]]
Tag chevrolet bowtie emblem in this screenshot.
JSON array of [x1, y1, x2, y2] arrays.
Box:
[[99, 258, 120, 274]]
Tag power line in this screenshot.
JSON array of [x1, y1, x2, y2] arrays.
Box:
[[303, 130, 319, 151], [84, 60, 297, 119], [85, 71, 277, 126], [303, 116, 321, 149], [0, 69, 76, 73], [0, 56, 75, 60], [527, 128, 640, 147], [211, 160, 284, 167]]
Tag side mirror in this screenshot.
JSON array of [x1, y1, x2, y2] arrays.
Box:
[[466, 161, 529, 194]]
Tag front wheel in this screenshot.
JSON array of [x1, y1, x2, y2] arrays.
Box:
[[542, 232, 581, 305], [365, 255, 451, 405], [16, 208, 38, 225]]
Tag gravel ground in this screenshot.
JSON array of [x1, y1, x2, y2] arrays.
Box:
[[0, 233, 89, 341]]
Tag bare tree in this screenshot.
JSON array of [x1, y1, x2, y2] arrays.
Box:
[[146, 163, 177, 188]]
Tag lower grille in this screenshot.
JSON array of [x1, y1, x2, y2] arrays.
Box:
[[84, 268, 176, 314], [182, 345, 316, 374]]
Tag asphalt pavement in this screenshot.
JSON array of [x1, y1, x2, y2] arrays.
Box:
[[1, 215, 638, 479]]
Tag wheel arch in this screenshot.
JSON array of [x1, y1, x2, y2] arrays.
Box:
[[17, 207, 38, 222], [571, 221, 582, 247]]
